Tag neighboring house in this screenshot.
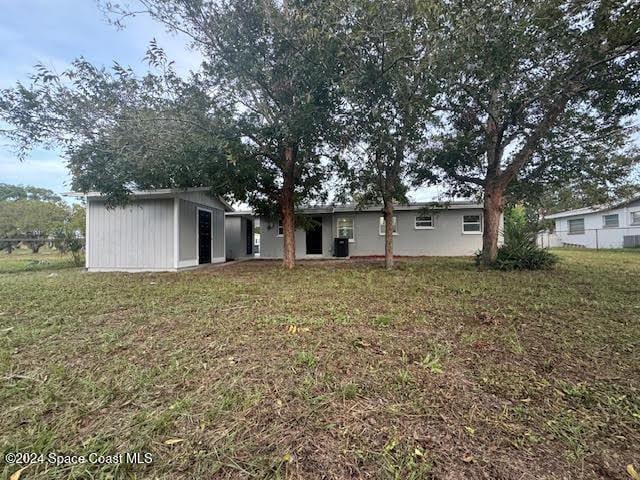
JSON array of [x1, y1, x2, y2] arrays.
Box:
[[259, 201, 492, 259], [73, 188, 232, 272], [543, 196, 640, 249], [225, 211, 255, 260]]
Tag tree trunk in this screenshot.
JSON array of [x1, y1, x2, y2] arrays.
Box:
[[280, 146, 297, 269], [383, 199, 394, 270], [29, 241, 43, 254], [482, 183, 505, 265]]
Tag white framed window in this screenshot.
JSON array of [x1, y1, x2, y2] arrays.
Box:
[[462, 215, 482, 234], [379, 216, 398, 236], [337, 217, 355, 242], [631, 211, 640, 225], [602, 214, 619, 228], [568, 218, 585, 235], [415, 215, 434, 229], [277, 219, 284, 236]]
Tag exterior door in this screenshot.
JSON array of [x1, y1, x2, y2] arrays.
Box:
[[246, 218, 253, 255], [306, 216, 323, 255], [198, 210, 212, 264]]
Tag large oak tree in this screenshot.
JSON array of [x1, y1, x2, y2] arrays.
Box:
[[106, 0, 344, 268], [414, 0, 640, 264], [335, 0, 433, 269]]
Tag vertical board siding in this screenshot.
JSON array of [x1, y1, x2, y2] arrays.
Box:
[[178, 195, 226, 263], [213, 209, 225, 259], [87, 199, 174, 270], [87, 191, 228, 271], [178, 200, 197, 261]]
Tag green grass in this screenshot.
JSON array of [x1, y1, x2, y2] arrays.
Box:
[[1, 249, 639, 479], [0, 247, 80, 273]]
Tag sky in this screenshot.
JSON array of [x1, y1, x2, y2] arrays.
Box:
[[0, 0, 446, 204], [0, 0, 202, 198]]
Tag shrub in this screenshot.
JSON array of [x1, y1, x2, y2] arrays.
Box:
[[54, 228, 84, 267], [493, 206, 558, 271]]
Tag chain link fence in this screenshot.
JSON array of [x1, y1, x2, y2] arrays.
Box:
[[537, 226, 640, 249]]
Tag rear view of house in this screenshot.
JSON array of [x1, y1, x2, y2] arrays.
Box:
[[79, 188, 231, 272], [259, 202, 492, 258], [543, 196, 640, 249]]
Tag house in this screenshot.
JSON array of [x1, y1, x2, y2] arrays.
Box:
[[542, 196, 640, 249], [225, 211, 255, 260], [259, 201, 492, 259], [76, 188, 232, 272]]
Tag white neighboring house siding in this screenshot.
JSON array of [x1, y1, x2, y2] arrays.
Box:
[[552, 199, 640, 248], [86, 190, 228, 272]]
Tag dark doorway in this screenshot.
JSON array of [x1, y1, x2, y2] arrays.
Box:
[[246, 218, 253, 255], [198, 209, 212, 264], [306, 216, 323, 255]]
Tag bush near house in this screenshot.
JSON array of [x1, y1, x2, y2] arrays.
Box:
[[486, 206, 558, 270]]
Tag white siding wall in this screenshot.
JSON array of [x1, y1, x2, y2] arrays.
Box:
[[553, 201, 640, 248], [87, 191, 228, 272], [179, 191, 226, 263], [178, 196, 226, 266], [87, 199, 175, 271]]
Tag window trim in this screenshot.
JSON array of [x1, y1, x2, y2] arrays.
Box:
[[336, 217, 355, 243], [462, 214, 482, 234], [567, 218, 585, 235], [277, 219, 284, 237], [414, 215, 434, 230], [378, 216, 398, 236], [631, 211, 640, 226], [602, 213, 619, 228]]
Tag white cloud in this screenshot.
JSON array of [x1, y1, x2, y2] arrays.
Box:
[[0, 153, 70, 192]]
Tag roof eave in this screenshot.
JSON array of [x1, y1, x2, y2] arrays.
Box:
[[66, 187, 234, 212]]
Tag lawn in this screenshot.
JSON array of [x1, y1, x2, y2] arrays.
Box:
[[1, 249, 638, 479], [0, 247, 79, 274]]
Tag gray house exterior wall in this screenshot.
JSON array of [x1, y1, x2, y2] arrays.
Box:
[[85, 189, 228, 272], [260, 205, 492, 259], [260, 213, 334, 258], [225, 215, 254, 260]]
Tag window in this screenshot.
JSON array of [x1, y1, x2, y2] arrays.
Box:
[[462, 215, 482, 233], [602, 214, 619, 228], [337, 218, 354, 242], [277, 219, 284, 236], [568, 218, 585, 235], [631, 211, 640, 225], [379, 216, 398, 235], [415, 215, 433, 229]]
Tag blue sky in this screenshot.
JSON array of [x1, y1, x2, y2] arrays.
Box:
[[0, 0, 200, 197]]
